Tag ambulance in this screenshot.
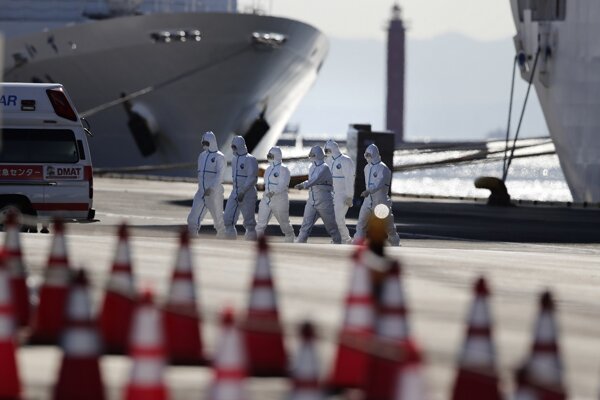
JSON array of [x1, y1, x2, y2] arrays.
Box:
[[0, 83, 95, 229]]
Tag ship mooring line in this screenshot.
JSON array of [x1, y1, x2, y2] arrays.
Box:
[[94, 144, 555, 175], [503, 47, 541, 182], [393, 148, 555, 173], [502, 55, 519, 176]]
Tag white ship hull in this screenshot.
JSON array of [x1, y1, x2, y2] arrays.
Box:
[[510, 1, 600, 202], [2, 12, 328, 175]]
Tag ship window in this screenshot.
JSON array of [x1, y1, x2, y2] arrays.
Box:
[[517, 0, 566, 22]]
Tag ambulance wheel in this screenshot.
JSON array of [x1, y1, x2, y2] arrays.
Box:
[[21, 206, 38, 233]]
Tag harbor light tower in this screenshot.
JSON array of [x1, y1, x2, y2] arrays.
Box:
[[386, 2, 406, 147]]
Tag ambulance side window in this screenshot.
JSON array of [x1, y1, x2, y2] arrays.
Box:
[[0, 129, 79, 163], [77, 140, 86, 160]]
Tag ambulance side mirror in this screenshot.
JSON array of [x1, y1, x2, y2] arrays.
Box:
[[81, 117, 94, 137]]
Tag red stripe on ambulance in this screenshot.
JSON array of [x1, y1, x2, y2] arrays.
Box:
[[0, 165, 44, 180]]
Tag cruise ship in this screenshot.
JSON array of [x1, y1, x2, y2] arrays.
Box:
[[0, 0, 328, 175], [511, 1, 600, 202]]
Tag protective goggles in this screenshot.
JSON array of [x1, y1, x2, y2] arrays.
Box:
[[231, 145, 237, 151], [267, 153, 275, 160], [202, 141, 210, 147], [324, 148, 332, 155]]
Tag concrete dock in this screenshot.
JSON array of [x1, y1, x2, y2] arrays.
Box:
[[9, 177, 600, 399]]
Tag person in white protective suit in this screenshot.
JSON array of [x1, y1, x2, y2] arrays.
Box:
[[324, 139, 356, 244], [256, 147, 296, 242], [352, 144, 400, 246], [294, 146, 342, 244], [223, 136, 258, 240], [187, 131, 226, 237]]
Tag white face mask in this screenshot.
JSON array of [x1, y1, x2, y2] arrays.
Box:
[[364, 153, 372, 163], [267, 153, 275, 164], [231, 145, 238, 156], [202, 140, 210, 151]]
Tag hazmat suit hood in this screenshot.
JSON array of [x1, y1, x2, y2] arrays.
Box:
[[268, 146, 282, 165], [231, 136, 248, 156], [201, 131, 219, 152], [309, 145, 325, 165], [324, 139, 342, 158], [364, 144, 381, 164]]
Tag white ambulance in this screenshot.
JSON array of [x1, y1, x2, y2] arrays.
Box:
[[0, 83, 95, 229]]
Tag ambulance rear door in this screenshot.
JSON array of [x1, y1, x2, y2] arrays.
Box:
[[40, 129, 91, 219]]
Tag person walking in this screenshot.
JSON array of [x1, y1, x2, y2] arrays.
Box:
[[256, 147, 296, 242], [223, 136, 258, 240], [294, 146, 341, 244], [352, 144, 400, 246], [187, 131, 226, 237], [324, 139, 355, 244]]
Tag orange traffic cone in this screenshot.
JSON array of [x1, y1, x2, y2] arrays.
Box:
[[99, 223, 136, 354], [0, 253, 22, 399], [244, 236, 287, 377], [124, 290, 168, 400], [289, 321, 324, 400], [523, 290, 566, 400], [364, 261, 415, 400], [374, 260, 409, 341], [53, 269, 105, 400], [451, 277, 502, 400], [164, 228, 205, 365], [393, 339, 428, 400], [3, 211, 30, 328], [209, 307, 247, 400], [328, 246, 375, 391], [29, 219, 72, 344]]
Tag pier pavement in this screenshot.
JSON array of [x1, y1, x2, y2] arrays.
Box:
[[11, 177, 600, 399]]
